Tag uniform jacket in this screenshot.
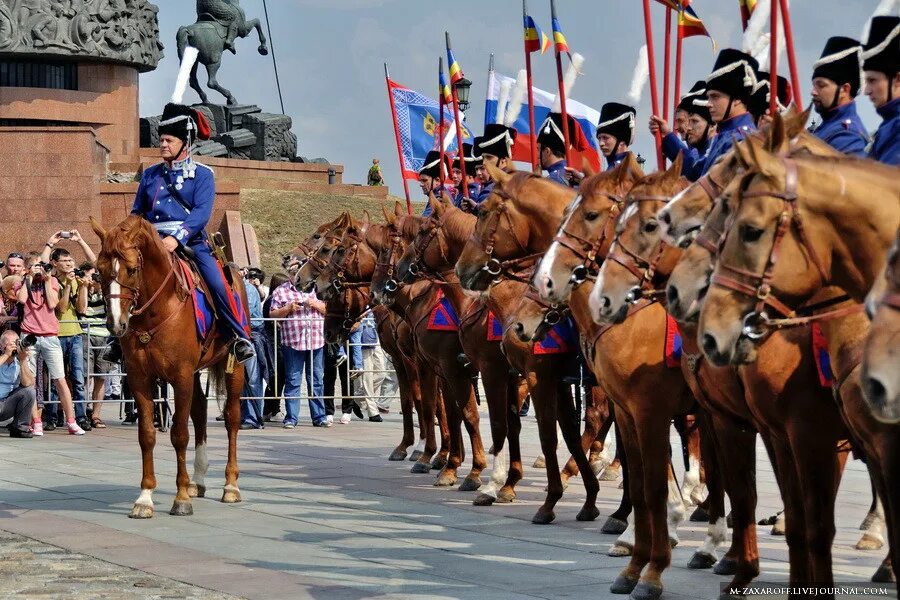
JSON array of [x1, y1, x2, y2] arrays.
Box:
[[131, 159, 215, 246], [812, 102, 869, 157], [680, 113, 756, 181], [870, 98, 900, 166]]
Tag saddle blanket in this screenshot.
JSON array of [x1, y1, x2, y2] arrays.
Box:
[[665, 315, 683, 368], [427, 289, 460, 331], [811, 323, 834, 387], [487, 311, 503, 341], [177, 259, 248, 341], [533, 316, 578, 355]]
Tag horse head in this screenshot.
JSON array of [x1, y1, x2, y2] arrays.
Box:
[[91, 215, 168, 337], [316, 212, 378, 301], [370, 207, 425, 307], [590, 155, 687, 324], [533, 154, 644, 305], [295, 212, 350, 293], [397, 193, 474, 283], [862, 230, 900, 423]]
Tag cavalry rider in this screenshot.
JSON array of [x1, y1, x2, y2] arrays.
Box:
[[131, 103, 254, 363], [418, 150, 454, 217], [862, 15, 900, 166], [473, 123, 517, 201], [650, 81, 716, 178], [596, 102, 637, 170], [452, 143, 482, 213], [537, 112, 581, 187], [749, 71, 792, 127], [809, 37, 870, 157], [679, 48, 759, 181]]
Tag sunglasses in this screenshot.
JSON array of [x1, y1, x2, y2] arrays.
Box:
[[7, 253, 23, 260]]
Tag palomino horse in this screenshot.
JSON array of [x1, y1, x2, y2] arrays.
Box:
[[699, 130, 900, 589], [862, 228, 900, 424], [91, 216, 246, 518]]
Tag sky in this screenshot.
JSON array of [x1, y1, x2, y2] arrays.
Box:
[[140, 0, 891, 197]]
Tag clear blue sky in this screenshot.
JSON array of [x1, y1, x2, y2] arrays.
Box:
[[140, 0, 889, 196]]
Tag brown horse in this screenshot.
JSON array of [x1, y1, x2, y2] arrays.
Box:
[[91, 215, 245, 518], [295, 213, 353, 293], [862, 228, 900, 424], [699, 130, 900, 589]]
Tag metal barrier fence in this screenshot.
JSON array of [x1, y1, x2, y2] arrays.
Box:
[[35, 317, 401, 422]]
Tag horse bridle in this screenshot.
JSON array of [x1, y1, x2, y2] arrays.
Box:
[[330, 223, 370, 292], [552, 192, 625, 285], [406, 210, 454, 280], [105, 250, 184, 343], [710, 157, 860, 339], [378, 226, 407, 294], [326, 284, 369, 333]]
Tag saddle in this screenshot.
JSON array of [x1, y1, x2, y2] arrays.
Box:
[[173, 250, 245, 344]]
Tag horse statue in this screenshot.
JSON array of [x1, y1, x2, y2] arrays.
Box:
[[176, 0, 269, 105], [90, 215, 247, 518]]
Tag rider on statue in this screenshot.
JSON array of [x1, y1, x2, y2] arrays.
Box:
[[131, 49, 255, 363]]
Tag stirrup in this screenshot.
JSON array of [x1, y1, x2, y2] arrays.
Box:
[[232, 338, 255, 364]]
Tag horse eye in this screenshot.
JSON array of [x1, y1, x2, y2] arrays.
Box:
[[313, 234, 321, 240], [741, 224, 764, 243], [585, 211, 600, 221], [126, 267, 137, 276], [643, 220, 659, 234]]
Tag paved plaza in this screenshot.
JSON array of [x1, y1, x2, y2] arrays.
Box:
[[0, 406, 892, 600]]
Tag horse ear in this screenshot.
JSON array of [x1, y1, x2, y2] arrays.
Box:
[[765, 111, 788, 154], [381, 203, 393, 224], [733, 138, 754, 170], [667, 153, 684, 181], [485, 161, 511, 187], [90, 217, 105, 241], [394, 201, 404, 216], [743, 136, 783, 180], [361, 210, 371, 226]]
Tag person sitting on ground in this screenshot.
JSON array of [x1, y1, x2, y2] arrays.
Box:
[[0, 330, 37, 438]]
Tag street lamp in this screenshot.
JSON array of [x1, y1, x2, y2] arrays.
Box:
[[455, 77, 472, 112]]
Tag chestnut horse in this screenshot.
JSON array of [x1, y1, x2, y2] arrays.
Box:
[[862, 228, 900, 424], [699, 131, 900, 590], [91, 215, 245, 518]]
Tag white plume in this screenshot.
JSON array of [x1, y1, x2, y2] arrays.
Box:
[[626, 45, 649, 105], [749, 32, 771, 62], [742, 0, 771, 54], [552, 52, 585, 112], [505, 69, 529, 127], [171, 46, 199, 104], [863, 0, 900, 42], [495, 79, 512, 125]]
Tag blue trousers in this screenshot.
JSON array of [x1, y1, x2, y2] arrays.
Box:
[[50, 335, 86, 420], [189, 241, 250, 342], [240, 327, 267, 426], [282, 345, 325, 425]]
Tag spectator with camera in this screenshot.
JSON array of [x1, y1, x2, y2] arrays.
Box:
[[0, 330, 37, 438], [41, 232, 96, 432], [18, 254, 83, 435]]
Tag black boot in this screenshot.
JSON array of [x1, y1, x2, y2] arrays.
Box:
[[233, 338, 255, 364]]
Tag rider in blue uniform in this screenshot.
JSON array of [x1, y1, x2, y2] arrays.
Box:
[[862, 16, 900, 166], [749, 71, 792, 126], [418, 150, 455, 217], [596, 102, 637, 170], [810, 37, 870, 157], [131, 103, 254, 363], [536, 112, 582, 187], [652, 81, 716, 180], [473, 123, 517, 202], [452, 143, 482, 213], [679, 49, 759, 181]]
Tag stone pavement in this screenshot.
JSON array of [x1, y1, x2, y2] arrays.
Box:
[[0, 406, 892, 600]]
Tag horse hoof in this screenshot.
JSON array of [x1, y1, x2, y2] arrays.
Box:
[[434, 471, 458, 487], [872, 563, 896, 583], [576, 505, 600, 522], [169, 501, 194, 516], [388, 449, 408, 461], [496, 489, 516, 503], [129, 504, 154, 519], [770, 517, 785, 536], [601, 516, 628, 535], [431, 456, 448, 470], [630, 581, 663, 600], [221, 489, 242, 504], [599, 468, 620, 482], [688, 551, 717, 569], [608, 543, 633, 557], [669, 536, 679, 548], [714, 557, 739, 576], [187, 483, 206, 498], [409, 450, 424, 462], [855, 534, 885, 551], [610, 574, 639, 594], [689, 506, 710, 522], [473, 493, 496, 506], [258, 46, 269, 56], [531, 510, 555, 525], [532, 456, 546, 469], [410, 461, 431, 474], [458, 477, 482, 492]]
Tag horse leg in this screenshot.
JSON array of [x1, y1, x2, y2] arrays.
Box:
[[244, 18, 269, 55], [411, 361, 438, 473], [556, 377, 600, 522], [857, 467, 886, 550], [388, 353, 414, 461], [561, 386, 610, 487], [205, 61, 236, 106], [169, 374, 195, 516], [771, 437, 810, 588], [474, 368, 511, 505], [221, 364, 244, 504], [498, 380, 524, 503], [129, 374, 158, 519], [681, 416, 707, 511], [188, 374, 208, 499], [529, 372, 562, 524], [610, 409, 648, 595], [433, 384, 450, 470], [603, 407, 633, 534]]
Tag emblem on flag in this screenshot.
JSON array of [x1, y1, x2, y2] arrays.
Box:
[[524, 15, 551, 54]]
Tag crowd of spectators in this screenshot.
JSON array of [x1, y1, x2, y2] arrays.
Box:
[[0, 231, 400, 440]]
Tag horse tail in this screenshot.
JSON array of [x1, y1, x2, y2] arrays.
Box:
[[205, 359, 229, 407]]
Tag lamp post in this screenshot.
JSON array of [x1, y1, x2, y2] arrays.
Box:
[[455, 77, 472, 112]]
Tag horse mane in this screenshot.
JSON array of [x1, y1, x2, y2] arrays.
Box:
[[100, 215, 161, 268], [398, 214, 427, 240], [442, 206, 476, 244]]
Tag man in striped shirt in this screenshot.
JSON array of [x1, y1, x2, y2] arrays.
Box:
[[269, 281, 328, 428]]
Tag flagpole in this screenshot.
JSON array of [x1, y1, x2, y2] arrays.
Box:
[[523, 0, 539, 173], [642, 0, 664, 170], [439, 57, 447, 188], [674, 7, 684, 119], [778, 0, 801, 107], [550, 0, 573, 167], [769, 0, 778, 117], [384, 63, 412, 214], [446, 32, 469, 200], [663, 7, 672, 123]]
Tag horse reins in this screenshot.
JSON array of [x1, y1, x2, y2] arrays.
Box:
[[471, 189, 538, 279], [552, 193, 625, 284]]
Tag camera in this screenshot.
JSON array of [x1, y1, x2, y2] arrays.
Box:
[[17, 334, 37, 351], [59, 231, 73, 239], [74, 268, 85, 278], [92, 272, 101, 283]]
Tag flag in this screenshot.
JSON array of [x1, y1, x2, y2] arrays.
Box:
[[388, 79, 472, 181], [485, 70, 601, 172], [447, 47, 464, 84], [653, 0, 689, 9], [551, 17, 570, 54], [739, 0, 758, 30], [679, 5, 716, 48], [524, 15, 551, 54], [439, 69, 453, 104]]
